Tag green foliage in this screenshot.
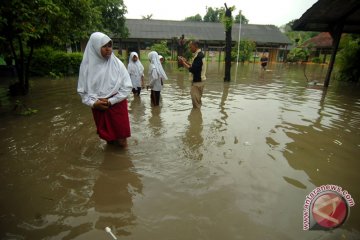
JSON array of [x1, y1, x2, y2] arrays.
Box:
[[287, 47, 310, 62], [336, 35, 360, 82], [281, 19, 319, 46], [220, 6, 235, 31], [231, 40, 256, 62], [0, 0, 127, 94], [234, 10, 249, 24], [203, 7, 221, 22], [30, 47, 83, 76], [150, 41, 170, 58], [93, 0, 128, 38], [185, 14, 202, 22], [13, 100, 38, 116], [311, 57, 321, 63]]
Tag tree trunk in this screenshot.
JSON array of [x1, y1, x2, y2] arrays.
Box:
[[25, 43, 34, 92], [224, 6, 232, 82], [9, 36, 29, 95]]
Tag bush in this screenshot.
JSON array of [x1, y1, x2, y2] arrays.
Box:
[[30, 47, 83, 76], [287, 47, 309, 62], [231, 40, 256, 62], [336, 36, 360, 82], [150, 40, 170, 58], [311, 57, 321, 63]]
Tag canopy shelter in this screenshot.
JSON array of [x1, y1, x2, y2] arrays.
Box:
[[292, 0, 360, 87]]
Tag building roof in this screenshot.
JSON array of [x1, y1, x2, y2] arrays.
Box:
[[293, 0, 360, 33], [125, 19, 291, 45], [302, 32, 333, 48]]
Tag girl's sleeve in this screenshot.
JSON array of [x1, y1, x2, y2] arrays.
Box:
[[108, 61, 133, 105], [77, 70, 96, 107], [149, 67, 158, 87], [79, 93, 96, 107]]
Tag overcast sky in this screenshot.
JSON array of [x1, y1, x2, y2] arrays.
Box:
[[123, 0, 317, 27]]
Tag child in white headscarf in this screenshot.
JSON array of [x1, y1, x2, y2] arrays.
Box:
[[128, 52, 144, 96], [148, 51, 168, 106], [77, 32, 133, 147]]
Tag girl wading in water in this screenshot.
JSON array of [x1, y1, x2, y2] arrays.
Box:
[[128, 52, 144, 97], [148, 51, 168, 106], [77, 32, 133, 147]]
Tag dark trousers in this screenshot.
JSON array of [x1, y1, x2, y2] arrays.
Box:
[[132, 87, 141, 96], [151, 90, 160, 106]]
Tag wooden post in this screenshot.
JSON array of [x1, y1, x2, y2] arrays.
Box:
[[324, 23, 343, 88], [224, 3, 232, 82]]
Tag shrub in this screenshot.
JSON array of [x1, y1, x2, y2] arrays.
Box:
[[30, 47, 83, 76], [287, 47, 309, 62], [311, 57, 321, 63], [231, 40, 256, 62], [336, 36, 360, 82], [150, 40, 170, 58]]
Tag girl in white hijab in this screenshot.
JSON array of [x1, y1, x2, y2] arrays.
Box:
[[148, 51, 168, 106], [127, 52, 144, 96], [77, 32, 133, 147]]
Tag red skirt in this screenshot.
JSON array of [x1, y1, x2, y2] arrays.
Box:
[[92, 100, 131, 141]]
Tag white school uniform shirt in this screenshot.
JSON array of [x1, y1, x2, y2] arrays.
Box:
[[77, 32, 133, 107], [148, 51, 168, 91], [148, 63, 162, 91], [127, 52, 144, 88]]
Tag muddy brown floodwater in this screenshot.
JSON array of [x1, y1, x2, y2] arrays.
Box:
[[0, 62, 360, 240]]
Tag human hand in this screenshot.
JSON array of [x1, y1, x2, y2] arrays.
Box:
[[93, 99, 110, 110], [178, 56, 185, 64]]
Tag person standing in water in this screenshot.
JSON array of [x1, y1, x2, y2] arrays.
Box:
[[77, 32, 133, 147], [128, 52, 144, 97], [148, 51, 168, 106], [178, 40, 206, 109], [260, 53, 268, 70]]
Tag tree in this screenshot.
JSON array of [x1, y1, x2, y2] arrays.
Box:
[[234, 10, 249, 24], [231, 40, 256, 62], [336, 35, 360, 82], [150, 40, 170, 58], [93, 0, 128, 38], [0, 0, 62, 95], [185, 14, 202, 22], [0, 0, 128, 95], [142, 14, 153, 20], [203, 7, 221, 22], [222, 4, 234, 81], [281, 19, 318, 46]]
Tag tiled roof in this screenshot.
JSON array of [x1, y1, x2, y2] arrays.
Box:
[[302, 32, 333, 48], [125, 19, 291, 44]]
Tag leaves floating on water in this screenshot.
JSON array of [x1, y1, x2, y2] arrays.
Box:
[[13, 100, 38, 116]]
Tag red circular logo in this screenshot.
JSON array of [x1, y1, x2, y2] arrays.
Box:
[[312, 192, 348, 229]]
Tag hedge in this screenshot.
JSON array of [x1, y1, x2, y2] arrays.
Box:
[[30, 47, 83, 77]]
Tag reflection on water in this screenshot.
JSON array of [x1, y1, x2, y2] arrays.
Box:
[[183, 109, 203, 161], [1, 62, 360, 239]]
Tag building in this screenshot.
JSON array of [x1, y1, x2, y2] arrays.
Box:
[[301, 32, 333, 63], [114, 19, 291, 62]]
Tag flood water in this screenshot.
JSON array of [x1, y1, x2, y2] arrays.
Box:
[[0, 62, 360, 240]]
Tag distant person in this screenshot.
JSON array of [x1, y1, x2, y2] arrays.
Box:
[[128, 52, 144, 97], [148, 51, 168, 106], [260, 54, 268, 70], [77, 32, 133, 147], [178, 40, 206, 109]]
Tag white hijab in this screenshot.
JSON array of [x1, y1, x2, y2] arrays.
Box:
[[127, 52, 144, 77], [148, 51, 168, 80], [77, 32, 127, 99]]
